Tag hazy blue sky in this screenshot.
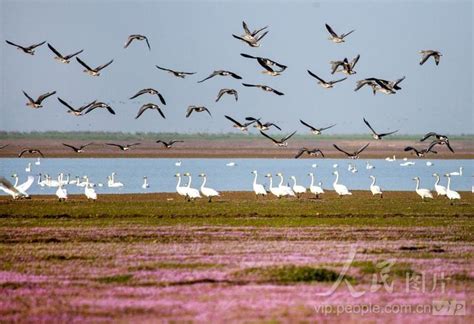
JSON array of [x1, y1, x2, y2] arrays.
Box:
[[0, 0, 472, 134]]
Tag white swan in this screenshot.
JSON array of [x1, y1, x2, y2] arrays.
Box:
[[308, 173, 324, 198], [366, 162, 374, 170], [385, 155, 396, 162], [412, 177, 433, 200], [226, 162, 236, 167], [369, 175, 383, 198], [426, 161, 433, 166], [251, 170, 267, 198], [444, 174, 461, 201], [84, 178, 97, 200], [25, 163, 31, 172], [348, 163, 358, 173], [13, 175, 34, 198], [311, 163, 318, 168], [56, 183, 68, 201], [175, 160, 182, 167], [45, 174, 60, 188], [142, 176, 149, 189], [199, 173, 219, 202], [174, 173, 189, 200], [290, 176, 306, 198], [449, 167, 463, 176], [184, 173, 201, 200], [432, 173, 447, 196], [400, 161, 415, 167], [0, 176, 33, 199], [276, 173, 295, 197], [265, 174, 285, 198], [35, 157, 41, 165], [108, 172, 124, 188], [332, 171, 352, 196]]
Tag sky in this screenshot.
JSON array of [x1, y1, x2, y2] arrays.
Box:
[[0, 0, 472, 135]]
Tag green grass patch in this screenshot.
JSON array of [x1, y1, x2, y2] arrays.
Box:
[[96, 274, 133, 284]]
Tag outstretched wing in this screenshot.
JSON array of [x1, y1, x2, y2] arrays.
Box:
[[197, 71, 218, 83], [307, 70, 325, 83], [356, 143, 370, 155], [283, 131, 297, 142], [299, 119, 315, 131], [16, 176, 35, 192], [106, 143, 124, 149], [294, 148, 307, 159], [96, 59, 114, 71], [76, 57, 93, 71], [37, 91, 56, 103], [64, 49, 84, 60], [420, 132, 437, 142], [129, 89, 148, 99], [259, 131, 278, 144], [135, 105, 149, 119], [224, 115, 243, 127], [325, 24, 338, 37], [240, 53, 257, 59], [363, 118, 377, 135], [22, 90, 35, 103], [379, 130, 398, 137], [62, 143, 78, 151], [5, 40, 24, 49], [27, 41, 46, 50], [332, 77, 347, 84], [333, 144, 350, 156], [47, 43, 63, 57], [320, 124, 336, 131]]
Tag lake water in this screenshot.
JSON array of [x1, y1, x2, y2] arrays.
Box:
[[0, 158, 471, 196]]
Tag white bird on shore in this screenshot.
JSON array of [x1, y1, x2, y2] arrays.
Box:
[[174, 173, 189, 200], [56, 183, 68, 201], [369, 175, 383, 198], [308, 173, 324, 198], [444, 174, 460, 201], [449, 167, 463, 176], [84, 178, 97, 200], [251, 170, 267, 198], [332, 171, 352, 196], [290, 176, 306, 198], [0, 176, 34, 199], [184, 173, 201, 200], [265, 174, 285, 198], [432, 173, 447, 196], [277, 173, 296, 197], [142, 176, 149, 189], [412, 177, 433, 200], [25, 163, 31, 172], [199, 173, 220, 202]]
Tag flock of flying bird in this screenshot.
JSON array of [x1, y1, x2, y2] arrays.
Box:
[[1, 20, 464, 202]]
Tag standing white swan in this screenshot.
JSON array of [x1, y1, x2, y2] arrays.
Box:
[[290, 176, 306, 198], [142, 176, 149, 189], [184, 173, 201, 200], [332, 171, 352, 196], [265, 174, 284, 198], [276, 173, 295, 197], [174, 173, 189, 200], [412, 177, 433, 200], [84, 178, 97, 200], [56, 182, 68, 201], [199, 173, 220, 202], [432, 173, 447, 196], [369, 175, 383, 198], [251, 170, 267, 198], [308, 173, 324, 198], [444, 174, 460, 201], [0, 176, 34, 199]]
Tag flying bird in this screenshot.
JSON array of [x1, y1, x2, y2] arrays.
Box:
[[307, 70, 347, 88], [224, 115, 254, 132], [129, 88, 166, 105], [124, 34, 151, 50], [245, 117, 281, 131], [294, 148, 325, 159], [18, 149, 44, 158], [354, 78, 397, 95], [5, 40, 45, 55], [299, 119, 336, 135], [330, 54, 360, 75], [62, 143, 93, 153], [198, 70, 242, 83], [240, 53, 287, 73], [76, 57, 114, 76], [47, 43, 83, 63], [135, 103, 166, 119], [260, 131, 297, 147], [23, 90, 56, 109], [57, 98, 97, 116], [83, 102, 115, 115], [404, 146, 437, 157], [232, 21, 268, 47], [363, 118, 398, 140], [242, 83, 284, 95], [106, 143, 141, 151], [333, 143, 370, 159], [156, 140, 184, 148], [325, 24, 355, 43], [428, 139, 454, 153], [0, 144, 9, 150], [155, 65, 196, 78], [186, 105, 211, 118], [420, 132, 450, 143], [419, 50, 442, 66], [216, 88, 238, 102]]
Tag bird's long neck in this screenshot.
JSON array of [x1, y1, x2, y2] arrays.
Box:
[[176, 176, 181, 189], [292, 178, 297, 186], [201, 176, 207, 189], [309, 174, 314, 187], [187, 176, 192, 188], [13, 176, 18, 187], [415, 178, 420, 190], [253, 173, 258, 186], [434, 175, 440, 186], [333, 172, 339, 185], [371, 177, 376, 186], [278, 175, 283, 186], [446, 177, 451, 191], [268, 177, 273, 189], [459, 168, 462, 175]]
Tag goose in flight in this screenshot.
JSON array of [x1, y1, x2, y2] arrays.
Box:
[[155, 65, 196, 78], [5, 40, 45, 55], [419, 50, 442, 66], [62, 143, 93, 153], [294, 148, 325, 159], [307, 70, 347, 89], [224, 115, 254, 132], [330, 55, 360, 75], [83, 102, 115, 115], [240, 53, 287, 73], [260, 130, 296, 147], [135, 103, 166, 119], [216, 88, 238, 102], [76, 57, 114, 76], [363, 118, 398, 139], [241, 21, 268, 38], [198, 70, 242, 83], [124, 34, 151, 50], [47, 43, 83, 63], [404, 146, 437, 157], [428, 139, 454, 153], [333, 143, 370, 159], [0, 144, 9, 150], [186, 105, 211, 118], [325, 24, 355, 43], [242, 83, 284, 95], [299, 119, 336, 135], [156, 140, 184, 148], [420, 132, 453, 152], [245, 117, 281, 131], [129, 88, 166, 105], [23, 90, 56, 109], [232, 21, 268, 47], [354, 78, 397, 95], [0, 176, 34, 199], [106, 143, 141, 151], [58, 97, 97, 116], [18, 149, 44, 158]]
